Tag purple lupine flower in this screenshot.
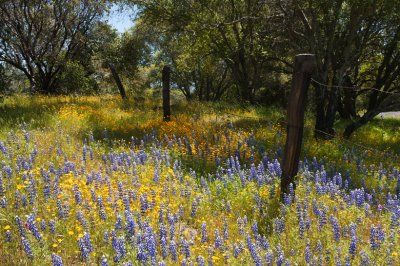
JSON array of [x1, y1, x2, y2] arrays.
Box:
[[237, 217, 244, 235], [160, 236, 168, 258], [78, 237, 90, 261], [83, 232, 93, 252], [259, 236, 269, 250], [201, 222, 208, 243], [0, 196, 7, 208], [3, 166, 12, 178], [170, 240, 177, 261], [21, 237, 34, 260], [223, 221, 228, 240], [317, 240, 322, 255], [15, 216, 26, 237], [330, 216, 341, 242], [277, 254, 284, 266], [214, 229, 223, 249], [140, 194, 148, 214], [100, 256, 109, 266], [5, 230, 12, 242], [51, 253, 64, 266], [274, 217, 285, 234], [191, 201, 197, 218], [305, 243, 312, 263], [181, 238, 190, 258], [126, 214, 135, 238], [251, 222, 259, 238], [136, 240, 147, 262], [145, 226, 157, 259], [113, 236, 127, 263], [115, 213, 123, 230], [74, 188, 82, 205], [345, 256, 350, 266], [246, 234, 262, 266], [99, 208, 107, 221], [299, 217, 305, 239], [14, 192, 21, 210], [265, 249, 274, 266], [360, 250, 370, 265], [27, 214, 42, 242], [370, 224, 385, 250], [349, 223, 357, 256], [233, 244, 240, 258], [197, 255, 205, 266]]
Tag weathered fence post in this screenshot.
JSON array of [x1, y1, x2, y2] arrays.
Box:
[[281, 54, 316, 200], [107, 62, 127, 100], [162, 65, 171, 121]]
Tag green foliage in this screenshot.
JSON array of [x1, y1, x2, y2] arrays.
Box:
[[58, 61, 97, 94]]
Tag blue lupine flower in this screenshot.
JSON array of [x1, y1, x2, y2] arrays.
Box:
[[15, 216, 26, 237], [265, 249, 274, 266], [191, 200, 197, 217], [100, 256, 109, 266], [201, 222, 207, 243], [237, 217, 244, 235], [21, 237, 34, 259], [51, 253, 64, 266], [349, 223, 357, 256], [78, 237, 90, 262], [5, 230, 12, 242], [197, 255, 205, 266], [305, 243, 312, 263], [83, 232, 93, 252], [126, 214, 136, 238], [330, 216, 341, 242], [214, 229, 223, 249], [170, 240, 177, 261], [115, 213, 123, 230], [246, 234, 262, 266], [27, 214, 42, 242], [370, 224, 385, 250], [223, 221, 228, 240], [299, 217, 305, 239]]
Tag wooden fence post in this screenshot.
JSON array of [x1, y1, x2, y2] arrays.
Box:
[[162, 65, 171, 121], [281, 54, 316, 200], [107, 62, 127, 100]]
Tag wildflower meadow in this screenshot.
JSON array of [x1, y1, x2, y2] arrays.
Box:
[[0, 96, 399, 266]]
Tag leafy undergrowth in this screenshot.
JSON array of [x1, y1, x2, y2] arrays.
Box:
[[0, 95, 399, 265]]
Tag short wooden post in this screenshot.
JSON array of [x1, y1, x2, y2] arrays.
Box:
[[107, 62, 127, 100], [281, 54, 316, 200], [162, 65, 171, 121]]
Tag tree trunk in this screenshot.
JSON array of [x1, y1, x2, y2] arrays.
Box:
[[205, 77, 211, 101], [341, 75, 357, 119], [162, 66, 171, 122], [314, 84, 328, 138], [108, 62, 127, 100], [324, 87, 339, 136], [343, 111, 378, 138]]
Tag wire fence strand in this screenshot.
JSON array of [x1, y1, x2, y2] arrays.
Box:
[[311, 78, 400, 96], [215, 110, 399, 161]]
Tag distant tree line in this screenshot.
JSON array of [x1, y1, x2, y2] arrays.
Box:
[[1, 0, 399, 137]]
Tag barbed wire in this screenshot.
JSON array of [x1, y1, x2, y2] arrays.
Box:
[[213, 110, 399, 162], [311, 78, 400, 96]]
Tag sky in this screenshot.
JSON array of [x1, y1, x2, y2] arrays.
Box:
[[105, 5, 135, 33]]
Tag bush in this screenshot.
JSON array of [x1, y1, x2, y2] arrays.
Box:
[[58, 60, 97, 94]]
